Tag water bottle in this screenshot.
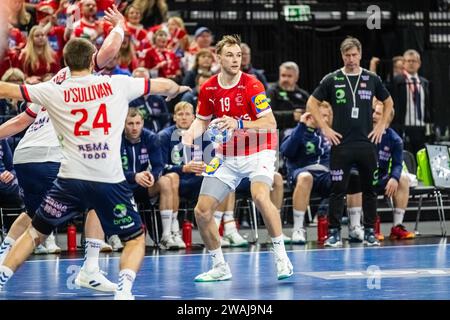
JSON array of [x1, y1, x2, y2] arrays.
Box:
[[375, 215, 381, 236], [67, 224, 77, 252], [182, 220, 192, 248], [317, 215, 328, 244]]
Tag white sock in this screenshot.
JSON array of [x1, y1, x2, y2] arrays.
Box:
[[0, 265, 14, 289], [348, 207, 362, 227], [0, 236, 16, 265], [160, 210, 173, 238], [82, 238, 101, 273], [293, 209, 305, 231], [117, 268, 136, 293], [271, 235, 288, 260], [223, 211, 236, 235], [209, 247, 225, 266], [393, 208, 405, 226], [213, 211, 224, 228], [171, 211, 179, 233]]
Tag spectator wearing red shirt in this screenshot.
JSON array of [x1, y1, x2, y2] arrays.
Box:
[[71, 0, 112, 47], [118, 31, 139, 73], [8, 25, 26, 54], [19, 25, 60, 82], [141, 29, 181, 81], [124, 4, 151, 57]]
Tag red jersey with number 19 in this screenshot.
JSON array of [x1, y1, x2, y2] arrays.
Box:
[[20, 74, 150, 183], [197, 72, 277, 156]]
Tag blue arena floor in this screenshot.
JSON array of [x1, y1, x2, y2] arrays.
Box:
[[1, 238, 450, 300]]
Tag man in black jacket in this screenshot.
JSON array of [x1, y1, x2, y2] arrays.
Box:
[[390, 49, 432, 154]]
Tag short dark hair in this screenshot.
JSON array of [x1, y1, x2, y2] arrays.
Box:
[[63, 38, 96, 72]]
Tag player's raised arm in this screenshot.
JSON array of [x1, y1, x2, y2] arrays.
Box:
[[149, 78, 191, 101], [95, 5, 126, 69]]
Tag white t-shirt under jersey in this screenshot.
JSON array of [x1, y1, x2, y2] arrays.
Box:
[[21, 74, 150, 183], [13, 103, 63, 164]]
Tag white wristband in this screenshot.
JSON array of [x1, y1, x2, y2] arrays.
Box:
[[111, 26, 124, 42]]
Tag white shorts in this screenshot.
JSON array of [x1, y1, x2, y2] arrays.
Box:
[[203, 149, 276, 190]]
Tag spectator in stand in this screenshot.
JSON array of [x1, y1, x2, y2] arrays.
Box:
[[140, 29, 181, 81], [149, 17, 189, 55], [181, 72, 212, 107], [0, 49, 20, 83], [8, 0, 36, 33], [0, 68, 26, 116], [129, 67, 171, 132], [131, 0, 168, 28], [124, 4, 151, 57], [182, 49, 214, 89], [35, 2, 71, 63], [369, 55, 405, 91], [19, 25, 60, 83], [71, 0, 112, 48], [186, 27, 217, 72], [240, 42, 268, 89], [102, 53, 132, 76], [8, 24, 26, 55], [117, 29, 139, 73], [268, 61, 310, 130]]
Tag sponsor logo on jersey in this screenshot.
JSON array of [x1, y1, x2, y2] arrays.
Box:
[[360, 82, 367, 88], [205, 157, 222, 175], [205, 86, 217, 90], [252, 92, 270, 113], [113, 204, 127, 218], [334, 76, 345, 81], [361, 75, 370, 81], [335, 89, 347, 104], [334, 84, 346, 88]]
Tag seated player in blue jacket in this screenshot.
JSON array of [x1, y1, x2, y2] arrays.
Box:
[[280, 102, 332, 244]]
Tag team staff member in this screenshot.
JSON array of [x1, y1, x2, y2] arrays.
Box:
[[307, 36, 394, 247]]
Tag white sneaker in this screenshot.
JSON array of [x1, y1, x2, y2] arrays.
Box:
[[99, 240, 113, 253], [75, 267, 118, 292], [223, 231, 249, 247], [159, 234, 177, 250], [34, 244, 48, 255], [220, 237, 230, 247], [171, 231, 186, 249], [349, 225, 364, 242], [108, 235, 124, 252], [194, 262, 232, 282], [291, 228, 306, 244], [44, 233, 61, 254], [114, 291, 135, 300], [274, 252, 293, 280]]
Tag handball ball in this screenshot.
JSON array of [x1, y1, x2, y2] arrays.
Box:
[[206, 123, 233, 144]]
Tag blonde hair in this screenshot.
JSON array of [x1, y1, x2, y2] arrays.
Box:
[[1, 68, 25, 82], [340, 36, 362, 54], [319, 101, 333, 124], [174, 101, 194, 114], [22, 25, 55, 75], [168, 16, 185, 30], [215, 35, 241, 55]]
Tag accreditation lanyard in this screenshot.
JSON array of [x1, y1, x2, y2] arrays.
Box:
[[342, 68, 362, 119]]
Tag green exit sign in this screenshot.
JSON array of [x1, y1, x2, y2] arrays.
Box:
[[284, 5, 311, 22]]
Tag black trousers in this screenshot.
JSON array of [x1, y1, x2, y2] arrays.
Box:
[[328, 143, 378, 230]]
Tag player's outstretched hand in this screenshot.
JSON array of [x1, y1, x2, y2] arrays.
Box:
[[104, 4, 125, 28], [166, 85, 191, 102]]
